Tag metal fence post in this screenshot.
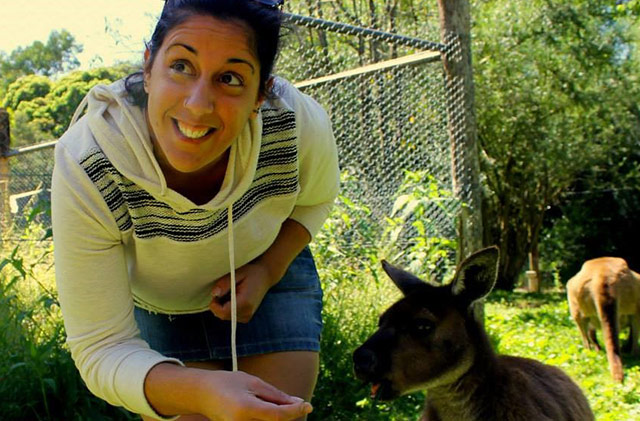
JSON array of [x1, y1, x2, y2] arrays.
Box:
[[0, 108, 11, 238]]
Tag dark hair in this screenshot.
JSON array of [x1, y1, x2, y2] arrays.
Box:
[[125, 0, 282, 107]]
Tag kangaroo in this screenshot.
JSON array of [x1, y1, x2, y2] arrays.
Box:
[[566, 257, 640, 383], [353, 247, 594, 421]]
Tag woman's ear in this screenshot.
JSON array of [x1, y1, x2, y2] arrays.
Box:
[[258, 77, 275, 104], [143, 48, 151, 93], [265, 77, 275, 94], [253, 77, 274, 117]]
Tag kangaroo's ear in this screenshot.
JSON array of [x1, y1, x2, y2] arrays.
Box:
[[450, 246, 499, 303], [382, 260, 425, 296]]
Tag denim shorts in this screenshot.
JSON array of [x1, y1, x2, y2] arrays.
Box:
[[134, 247, 323, 361]]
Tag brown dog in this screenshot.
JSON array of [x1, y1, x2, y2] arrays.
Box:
[[353, 247, 594, 421], [566, 257, 640, 382]]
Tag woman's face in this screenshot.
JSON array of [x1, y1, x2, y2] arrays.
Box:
[[144, 15, 262, 174]]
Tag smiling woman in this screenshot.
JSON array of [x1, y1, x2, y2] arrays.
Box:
[[143, 16, 262, 194], [50, 1, 340, 420]]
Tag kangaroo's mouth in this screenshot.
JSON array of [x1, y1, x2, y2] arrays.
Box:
[[370, 379, 395, 400], [371, 382, 380, 398]]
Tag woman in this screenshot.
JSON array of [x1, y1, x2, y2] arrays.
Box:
[[51, 1, 340, 420]]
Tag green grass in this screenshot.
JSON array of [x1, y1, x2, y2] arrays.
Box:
[[484, 290, 640, 421]]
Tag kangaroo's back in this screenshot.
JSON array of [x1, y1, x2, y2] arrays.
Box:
[[566, 257, 640, 382], [567, 257, 637, 317], [484, 356, 593, 421]]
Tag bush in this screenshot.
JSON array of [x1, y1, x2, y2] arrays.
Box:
[[0, 206, 135, 420]]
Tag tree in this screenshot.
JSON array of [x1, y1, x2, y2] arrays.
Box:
[[2, 75, 52, 111], [7, 65, 134, 146], [0, 30, 82, 98], [472, 0, 640, 289]]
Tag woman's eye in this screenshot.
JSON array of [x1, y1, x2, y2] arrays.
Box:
[[170, 60, 193, 75], [219, 73, 243, 87]]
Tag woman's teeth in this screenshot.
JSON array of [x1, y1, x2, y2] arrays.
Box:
[[176, 120, 212, 139]]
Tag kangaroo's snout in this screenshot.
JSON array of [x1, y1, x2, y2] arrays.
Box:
[[353, 346, 379, 379]]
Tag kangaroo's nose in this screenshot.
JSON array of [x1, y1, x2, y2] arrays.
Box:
[[353, 347, 378, 377]]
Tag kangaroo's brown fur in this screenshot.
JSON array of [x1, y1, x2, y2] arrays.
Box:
[[353, 247, 594, 421], [566, 257, 640, 382]]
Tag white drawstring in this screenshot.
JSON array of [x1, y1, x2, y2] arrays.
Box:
[[227, 204, 238, 371]]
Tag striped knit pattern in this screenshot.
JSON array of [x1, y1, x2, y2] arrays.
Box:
[[79, 108, 298, 241]]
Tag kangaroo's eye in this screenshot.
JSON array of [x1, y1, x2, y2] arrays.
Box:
[[413, 319, 434, 333]]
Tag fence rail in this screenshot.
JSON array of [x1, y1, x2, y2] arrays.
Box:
[[5, 140, 58, 158]]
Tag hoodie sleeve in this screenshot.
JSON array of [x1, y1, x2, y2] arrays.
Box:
[[287, 88, 340, 237], [51, 140, 183, 419]]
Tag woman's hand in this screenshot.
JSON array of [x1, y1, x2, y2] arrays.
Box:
[[209, 261, 274, 322], [145, 363, 312, 420], [196, 370, 313, 421], [210, 219, 311, 322]]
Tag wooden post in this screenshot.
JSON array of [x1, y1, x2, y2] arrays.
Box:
[[437, 0, 482, 261], [437, 0, 484, 322], [0, 107, 11, 237], [527, 251, 540, 292]]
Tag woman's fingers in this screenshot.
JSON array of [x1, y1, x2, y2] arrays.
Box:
[[201, 371, 312, 421], [212, 274, 231, 300], [246, 374, 313, 419], [246, 397, 312, 421], [208, 298, 230, 320], [210, 271, 240, 320], [250, 376, 304, 405], [210, 265, 270, 322], [208, 298, 256, 323]]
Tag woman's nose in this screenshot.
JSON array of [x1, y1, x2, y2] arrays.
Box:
[[184, 80, 215, 115]]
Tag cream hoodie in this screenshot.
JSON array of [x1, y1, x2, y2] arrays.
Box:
[[51, 78, 339, 418]]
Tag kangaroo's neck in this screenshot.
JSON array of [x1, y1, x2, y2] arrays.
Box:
[[426, 317, 499, 421]]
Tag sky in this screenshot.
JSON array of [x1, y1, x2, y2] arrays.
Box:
[[0, 0, 165, 71]]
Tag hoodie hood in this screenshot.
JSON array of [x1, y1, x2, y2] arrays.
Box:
[[76, 79, 262, 212]]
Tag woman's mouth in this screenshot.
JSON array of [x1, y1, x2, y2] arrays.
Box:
[[174, 119, 215, 140]]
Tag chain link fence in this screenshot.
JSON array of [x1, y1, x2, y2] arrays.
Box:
[[1, 13, 474, 279]]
